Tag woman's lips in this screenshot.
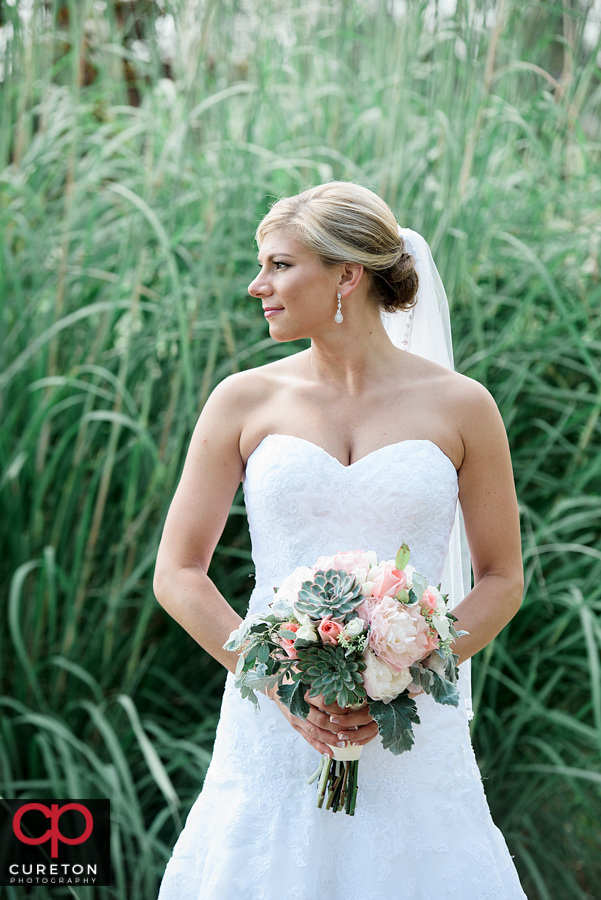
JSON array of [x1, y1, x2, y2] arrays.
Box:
[[263, 307, 284, 318]]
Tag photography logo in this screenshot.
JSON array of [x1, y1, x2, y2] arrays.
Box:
[[0, 800, 111, 887]]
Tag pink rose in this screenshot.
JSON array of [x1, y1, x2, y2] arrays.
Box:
[[368, 598, 433, 671], [420, 589, 438, 613], [371, 564, 407, 601], [278, 622, 299, 659], [317, 616, 342, 646], [314, 550, 371, 575]]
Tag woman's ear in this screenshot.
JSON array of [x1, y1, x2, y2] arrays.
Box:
[[338, 263, 364, 298]]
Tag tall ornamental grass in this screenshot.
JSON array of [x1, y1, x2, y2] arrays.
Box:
[[1, 1, 600, 897]]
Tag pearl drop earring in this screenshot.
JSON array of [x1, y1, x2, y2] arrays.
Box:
[[335, 292, 343, 324]]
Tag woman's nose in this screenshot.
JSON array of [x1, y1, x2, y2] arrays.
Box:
[[248, 273, 270, 298]]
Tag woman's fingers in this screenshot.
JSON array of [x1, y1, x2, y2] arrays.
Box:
[[304, 690, 374, 729], [290, 717, 336, 756], [329, 707, 373, 727], [335, 721, 379, 745], [300, 690, 379, 747], [305, 705, 341, 735]]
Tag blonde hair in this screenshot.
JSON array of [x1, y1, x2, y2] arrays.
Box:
[[256, 182, 418, 312]]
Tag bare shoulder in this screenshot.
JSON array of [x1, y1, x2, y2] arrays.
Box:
[[194, 352, 309, 464], [206, 351, 307, 415], [434, 369, 511, 483], [403, 354, 507, 470], [442, 369, 500, 424]]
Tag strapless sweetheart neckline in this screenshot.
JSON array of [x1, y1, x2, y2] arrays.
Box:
[[246, 432, 458, 476]]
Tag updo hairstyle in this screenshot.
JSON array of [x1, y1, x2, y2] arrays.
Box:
[[256, 182, 418, 313]]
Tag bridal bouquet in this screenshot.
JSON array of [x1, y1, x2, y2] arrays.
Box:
[[224, 543, 465, 816]]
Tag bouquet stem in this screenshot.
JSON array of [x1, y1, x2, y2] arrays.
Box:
[[313, 755, 359, 815]]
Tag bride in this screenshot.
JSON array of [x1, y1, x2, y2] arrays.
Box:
[[154, 182, 527, 899]]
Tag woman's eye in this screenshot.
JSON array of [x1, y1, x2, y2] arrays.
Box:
[[256, 261, 288, 271]]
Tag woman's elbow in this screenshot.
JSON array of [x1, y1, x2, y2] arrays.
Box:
[[508, 568, 524, 619], [153, 565, 167, 608]]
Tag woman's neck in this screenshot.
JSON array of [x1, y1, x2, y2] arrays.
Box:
[[307, 314, 402, 397]]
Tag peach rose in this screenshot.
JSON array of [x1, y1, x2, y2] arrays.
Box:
[[368, 597, 432, 671], [371, 564, 407, 601], [317, 616, 342, 646], [278, 621, 299, 659]]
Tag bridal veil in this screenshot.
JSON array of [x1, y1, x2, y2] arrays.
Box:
[[382, 227, 473, 717]]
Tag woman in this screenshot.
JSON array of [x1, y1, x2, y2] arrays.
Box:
[[155, 182, 527, 899]]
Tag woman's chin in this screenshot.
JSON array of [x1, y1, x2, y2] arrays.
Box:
[[267, 323, 304, 343]]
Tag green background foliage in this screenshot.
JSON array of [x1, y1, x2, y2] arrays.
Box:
[[1, 0, 600, 897]]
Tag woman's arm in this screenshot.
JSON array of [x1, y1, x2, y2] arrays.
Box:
[[153, 377, 248, 673], [451, 378, 524, 663], [153, 373, 375, 754]]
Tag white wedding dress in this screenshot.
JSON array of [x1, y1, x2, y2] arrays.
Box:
[[158, 433, 527, 900]]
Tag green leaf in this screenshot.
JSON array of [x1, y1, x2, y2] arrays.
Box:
[[395, 543, 411, 570], [411, 572, 427, 601], [419, 667, 434, 693], [235, 671, 280, 693], [257, 643, 271, 664], [244, 643, 259, 665], [409, 664, 421, 688], [278, 680, 310, 720], [237, 683, 260, 709], [368, 694, 421, 755], [430, 671, 460, 707], [293, 637, 319, 650]]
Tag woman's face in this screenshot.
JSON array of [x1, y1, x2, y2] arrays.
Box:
[[248, 229, 341, 342]]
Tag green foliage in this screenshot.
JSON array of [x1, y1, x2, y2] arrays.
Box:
[[395, 543, 411, 571], [429, 670, 461, 706], [368, 695, 421, 755], [0, 0, 600, 897], [277, 677, 311, 720], [296, 645, 367, 708]]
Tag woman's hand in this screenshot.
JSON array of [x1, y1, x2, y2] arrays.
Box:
[[267, 686, 379, 756]]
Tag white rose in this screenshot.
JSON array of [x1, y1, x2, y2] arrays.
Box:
[[344, 618, 365, 637], [295, 624, 319, 642], [363, 649, 412, 702], [360, 580, 375, 597], [353, 567, 368, 585], [366, 551, 378, 568]]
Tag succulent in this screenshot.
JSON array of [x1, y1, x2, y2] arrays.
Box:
[[296, 645, 367, 708], [295, 569, 364, 620]]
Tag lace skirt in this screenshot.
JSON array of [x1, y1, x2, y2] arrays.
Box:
[[158, 674, 526, 900]]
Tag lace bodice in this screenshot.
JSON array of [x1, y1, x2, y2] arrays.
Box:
[[243, 434, 459, 612]]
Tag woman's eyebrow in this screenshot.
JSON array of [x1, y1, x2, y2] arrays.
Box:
[[257, 252, 296, 262]]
